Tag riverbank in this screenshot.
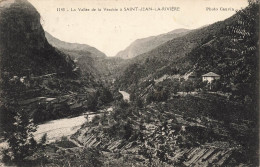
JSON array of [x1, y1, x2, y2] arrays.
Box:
[[34, 109, 112, 143]]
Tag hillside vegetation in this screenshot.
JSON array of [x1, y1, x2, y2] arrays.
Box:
[[0, 0, 258, 166], [38, 3, 258, 166], [116, 28, 190, 59], [117, 3, 258, 104]]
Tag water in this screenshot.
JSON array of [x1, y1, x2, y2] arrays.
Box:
[[34, 114, 97, 143]]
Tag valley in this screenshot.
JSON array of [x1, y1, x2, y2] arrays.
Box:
[[33, 90, 129, 144], [0, 0, 259, 166]]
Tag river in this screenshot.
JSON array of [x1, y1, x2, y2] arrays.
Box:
[[33, 91, 128, 143], [34, 115, 85, 143], [33, 112, 105, 143]]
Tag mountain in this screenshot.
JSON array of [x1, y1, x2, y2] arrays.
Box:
[[0, 0, 75, 77], [115, 28, 190, 59], [117, 4, 258, 100], [0, 0, 105, 125], [104, 4, 258, 166], [45, 31, 106, 58], [71, 6, 259, 164], [45, 31, 126, 83]]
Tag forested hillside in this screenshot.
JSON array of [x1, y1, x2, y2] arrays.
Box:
[[49, 3, 258, 166], [117, 3, 259, 103], [116, 28, 190, 59]]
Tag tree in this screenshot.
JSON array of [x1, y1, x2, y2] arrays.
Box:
[[180, 80, 194, 93], [135, 97, 143, 108], [1, 100, 37, 164], [211, 79, 222, 92], [98, 87, 113, 105], [123, 120, 133, 140], [130, 92, 136, 101], [52, 148, 103, 167], [193, 78, 204, 90], [226, 2, 259, 101], [146, 91, 154, 104], [87, 94, 98, 111], [0, 74, 37, 165], [172, 79, 180, 94], [32, 102, 47, 123]]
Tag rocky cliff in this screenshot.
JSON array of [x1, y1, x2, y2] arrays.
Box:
[[0, 0, 75, 77]]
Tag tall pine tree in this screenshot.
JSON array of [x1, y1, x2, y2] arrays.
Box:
[[0, 74, 37, 164]]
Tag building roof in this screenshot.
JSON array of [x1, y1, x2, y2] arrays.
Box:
[[202, 72, 220, 77]]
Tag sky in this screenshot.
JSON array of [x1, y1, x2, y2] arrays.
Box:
[[28, 0, 248, 57]]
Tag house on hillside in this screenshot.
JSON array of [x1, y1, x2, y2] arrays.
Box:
[[202, 72, 220, 83]]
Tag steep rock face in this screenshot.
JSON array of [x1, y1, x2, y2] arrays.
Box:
[[0, 0, 75, 77], [0, 0, 99, 125], [115, 28, 189, 59]]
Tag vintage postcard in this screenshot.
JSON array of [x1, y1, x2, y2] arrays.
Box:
[[0, 0, 259, 166]]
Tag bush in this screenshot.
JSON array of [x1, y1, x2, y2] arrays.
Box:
[[49, 148, 103, 167], [180, 80, 195, 93], [97, 87, 114, 105], [136, 98, 143, 108], [146, 88, 169, 103], [87, 94, 98, 111], [55, 140, 77, 148], [91, 115, 101, 125]]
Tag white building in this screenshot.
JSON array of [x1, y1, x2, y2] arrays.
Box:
[[202, 72, 220, 83]]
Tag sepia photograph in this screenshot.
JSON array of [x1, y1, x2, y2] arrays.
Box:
[[0, 0, 259, 166]]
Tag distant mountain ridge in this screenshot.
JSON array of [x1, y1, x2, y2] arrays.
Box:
[[45, 32, 107, 58], [115, 28, 190, 59], [44, 31, 126, 82]]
